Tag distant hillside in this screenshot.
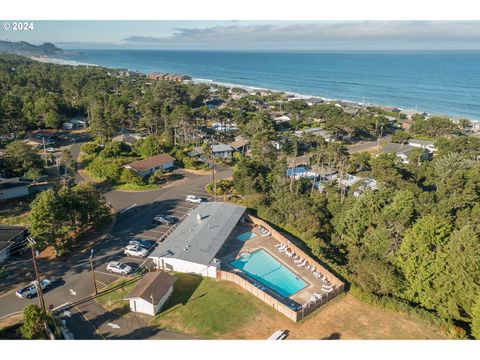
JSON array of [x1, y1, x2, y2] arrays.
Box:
[[0, 40, 62, 56]]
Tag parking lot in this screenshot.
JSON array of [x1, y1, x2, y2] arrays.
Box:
[[90, 184, 216, 286]]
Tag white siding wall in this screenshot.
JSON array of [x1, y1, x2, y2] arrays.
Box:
[[128, 286, 173, 316], [138, 161, 175, 178], [154, 257, 218, 278]]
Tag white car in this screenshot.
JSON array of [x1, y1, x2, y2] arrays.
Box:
[[185, 195, 202, 204], [46, 147, 56, 153], [124, 245, 149, 258], [16, 279, 51, 299], [106, 261, 132, 276]]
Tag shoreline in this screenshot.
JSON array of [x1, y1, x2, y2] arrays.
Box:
[[29, 55, 479, 123]]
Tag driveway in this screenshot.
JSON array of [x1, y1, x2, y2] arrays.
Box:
[[0, 164, 231, 339]]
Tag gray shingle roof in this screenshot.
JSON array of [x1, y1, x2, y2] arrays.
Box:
[[124, 271, 176, 304], [149, 202, 246, 266], [212, 144, 234, 153]]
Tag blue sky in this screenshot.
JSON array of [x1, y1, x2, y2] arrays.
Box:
[[2, 21, 480, 50]]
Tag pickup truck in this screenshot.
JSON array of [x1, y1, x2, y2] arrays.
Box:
[[15, 279, 51, 299]]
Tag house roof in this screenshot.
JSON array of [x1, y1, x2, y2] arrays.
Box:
[[0, 181, 30, 190], [212, 144, 234, 153], [188, 147, 203, 157], [125, 153, 175, 172], [274, 115, 291, 122], [124, 271, 176, 304], [380, 143, 414, 156], [149, 202, 246, 266], [228, 139, 249, 150], [113, 134, 136, 145], [0, 225, 26, 243], [408, 139, 434, 146]]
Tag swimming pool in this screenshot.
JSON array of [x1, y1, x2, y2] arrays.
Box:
[[235, 231, 256, 242], [230, 249, 307, 297]]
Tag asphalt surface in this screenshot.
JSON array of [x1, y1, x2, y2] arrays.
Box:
[[0, 157, 232, 339]]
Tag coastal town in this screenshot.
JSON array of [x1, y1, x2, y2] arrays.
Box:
[[1, 40, 480, 343]]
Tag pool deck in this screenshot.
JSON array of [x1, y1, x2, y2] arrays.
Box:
[[218, 224, 329, 306]]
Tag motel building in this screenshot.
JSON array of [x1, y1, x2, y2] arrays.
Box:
[[149, 202, 344, 322], [149, 202, 247, 278]]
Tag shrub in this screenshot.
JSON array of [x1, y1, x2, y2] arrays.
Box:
[[119, 168, 144, 185]]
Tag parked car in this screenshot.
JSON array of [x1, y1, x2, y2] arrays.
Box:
[[153, 214, 177, 225], [46, 147, 56, 153], [106, 261, 132, 276], [129, 239, 154, 251], [124, 244, 149, 258], [16, 279, 51, 299], [185, 195, 203, 204]]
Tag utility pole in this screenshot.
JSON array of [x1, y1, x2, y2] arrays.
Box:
[[27, 237, 47, 315], [90, 249, 98, 295], [42, 138, 48, 167], [211, 155, 216, 202]]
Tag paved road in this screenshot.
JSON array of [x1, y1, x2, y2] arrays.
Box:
[[0, 163, 231, 339], [346, 135, 391, 153]]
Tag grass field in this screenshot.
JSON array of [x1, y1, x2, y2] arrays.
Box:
[[96, 272, 447, 340], [113, 183, 161, 191], [152, 273, 276, 339], [96, 277, 140, 315], [152, 273, 447, 339], [0, 195, 34, 226]]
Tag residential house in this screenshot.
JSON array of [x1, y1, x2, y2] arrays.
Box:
[[124, 271, 176, 316], [379, 143, 430, 164], [124, 153, 175, 178], [149, 202, 247, 278], [63, 118, 87, 130], [353, 178, 379, 197], [400, 109, 429, 119], [0, 226, 27, 263], [24, 129, 56, 148], [274, 115, 291, 124], [228, 137, 250, 155], [212, 144, 234, 158], [295, 127, 334, 142], [408, 139, 437, 152], [112, 133, 137, 147]]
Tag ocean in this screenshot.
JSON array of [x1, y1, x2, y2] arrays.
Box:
[[59, 50, 480, 120]]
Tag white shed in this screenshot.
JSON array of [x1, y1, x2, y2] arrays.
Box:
[[124, 271, 176, 316]]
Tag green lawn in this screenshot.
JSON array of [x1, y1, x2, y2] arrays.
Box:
[[0, 195, 35, 226], [96, 277, 140, 315], [113, 183, 161, 191], [152, 273, 273, 339]]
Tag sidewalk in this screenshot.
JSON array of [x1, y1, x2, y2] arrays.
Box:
[[72, 298, 193, 339]]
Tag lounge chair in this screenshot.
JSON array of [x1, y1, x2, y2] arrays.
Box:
[[297, 259, 306, 267], [274, 243, 283, 248], [294, 258, 303, 264], [279, 247, 288, 253], [277, 244, 287, 251], [314, 293, 323, 300]]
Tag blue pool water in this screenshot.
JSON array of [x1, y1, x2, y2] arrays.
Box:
[[235, 231, 256, 242], [230, 249, 307, 297]]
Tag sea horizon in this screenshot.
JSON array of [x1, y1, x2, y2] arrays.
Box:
[[50, 49, 480, 121]]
